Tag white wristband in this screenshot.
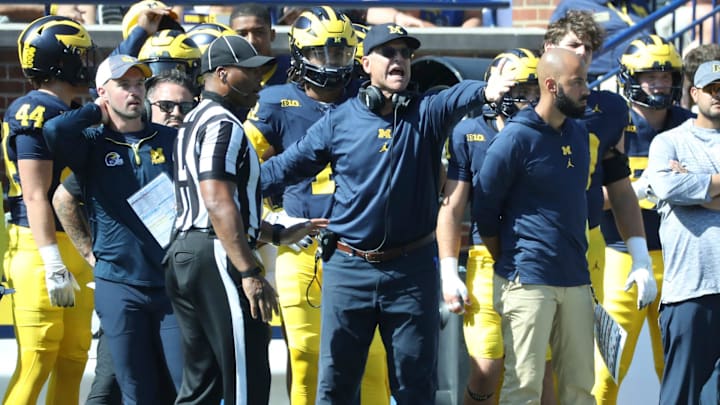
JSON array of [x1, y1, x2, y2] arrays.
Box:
[[440, 257, 459, 279], [38, 244, 63, 267], [626, 236, 650, 264]]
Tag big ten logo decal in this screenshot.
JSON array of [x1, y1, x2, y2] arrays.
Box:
[[280, 99, 300, 108]]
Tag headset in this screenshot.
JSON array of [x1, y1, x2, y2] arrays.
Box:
[[358, 83, 416, 114], [143, 98, 153, 123]]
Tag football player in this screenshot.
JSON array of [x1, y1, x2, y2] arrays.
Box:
[[244, 7, 390, 405], [2, 15, 95, 405], [597, 34, 694, 405]]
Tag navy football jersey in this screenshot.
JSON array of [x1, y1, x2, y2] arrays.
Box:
[[447, 113, 499, 246], [245, 82, 350, 219], [3, 90, 73, 229], [262, 55, 291, 87], [582, 90, 629, 229]]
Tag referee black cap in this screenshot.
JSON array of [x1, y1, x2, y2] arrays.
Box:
[[201, 35, 276, 74]]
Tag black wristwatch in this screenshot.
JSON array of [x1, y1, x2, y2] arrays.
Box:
[[239, 266, 262, 279]]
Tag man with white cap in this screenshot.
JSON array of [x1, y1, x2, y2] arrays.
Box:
[[166, 35, 325, 405], [43, 54, 183, 405], [645, 60, 720, 405]]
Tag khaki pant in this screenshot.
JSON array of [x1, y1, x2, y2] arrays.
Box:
[[493, 274, 595, 405]]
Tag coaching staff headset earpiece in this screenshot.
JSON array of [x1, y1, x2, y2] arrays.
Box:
[[143, 75, 158, 124], [143, 98, 153, 123], [358, 82, 416, 114]]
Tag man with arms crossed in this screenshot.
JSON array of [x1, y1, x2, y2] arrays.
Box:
[[646, 60, 720, 405]]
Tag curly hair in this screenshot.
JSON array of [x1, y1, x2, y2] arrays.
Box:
[[683, 44, 720, 82], [544, 10, 605, 53]]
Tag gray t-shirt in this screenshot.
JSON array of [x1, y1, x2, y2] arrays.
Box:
[[646, 119, 720, 304]]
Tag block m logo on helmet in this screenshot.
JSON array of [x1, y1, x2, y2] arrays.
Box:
[[22, 46, 36, 70]]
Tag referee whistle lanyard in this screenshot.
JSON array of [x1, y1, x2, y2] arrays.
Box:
[[105, 131, 158, 166]]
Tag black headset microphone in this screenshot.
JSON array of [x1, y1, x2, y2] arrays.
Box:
[[222, 72, 253, 97]]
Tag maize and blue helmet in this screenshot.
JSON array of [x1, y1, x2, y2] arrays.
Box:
[[484, 48, 540, 118], [138, 29, 201, 80], [619, 35, 682, 109], [121, 0, 182, 39], [186, 22, 236, 54], [289, 6, 358, 88], [18, 15, 94, 85]]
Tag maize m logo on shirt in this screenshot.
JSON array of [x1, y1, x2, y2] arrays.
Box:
[[378, 128, 392, 153], [562, 145, 574, 168]]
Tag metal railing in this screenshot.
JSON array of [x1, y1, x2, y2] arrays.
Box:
[[589, 0, 719, 89]]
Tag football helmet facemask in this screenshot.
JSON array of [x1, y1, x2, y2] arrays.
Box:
[[619, 35, 682, 109], [484, 48, 540, 118], [289, 6, 357, 88]]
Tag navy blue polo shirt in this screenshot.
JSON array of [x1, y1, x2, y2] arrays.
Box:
[[44, 103, 177, 287]]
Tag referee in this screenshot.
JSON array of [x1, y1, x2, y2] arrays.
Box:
[[165, 35, 326, 405]]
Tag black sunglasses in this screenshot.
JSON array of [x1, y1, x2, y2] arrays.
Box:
[[152, 100, 195, 115], [701, 83, 720, 95], [375, 46, 414, 60]]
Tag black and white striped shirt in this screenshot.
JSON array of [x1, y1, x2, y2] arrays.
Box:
[[173, 91, 262, 242]]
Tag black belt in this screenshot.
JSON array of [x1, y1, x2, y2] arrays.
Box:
[[336, 233, 435, 263], [175, 228, 216, 239]]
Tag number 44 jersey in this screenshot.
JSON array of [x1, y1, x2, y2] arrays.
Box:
[[3, 90, 73, 228]]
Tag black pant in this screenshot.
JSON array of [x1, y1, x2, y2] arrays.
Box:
[[164, 230, 271, 405], [86, 329, 121, 405]]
